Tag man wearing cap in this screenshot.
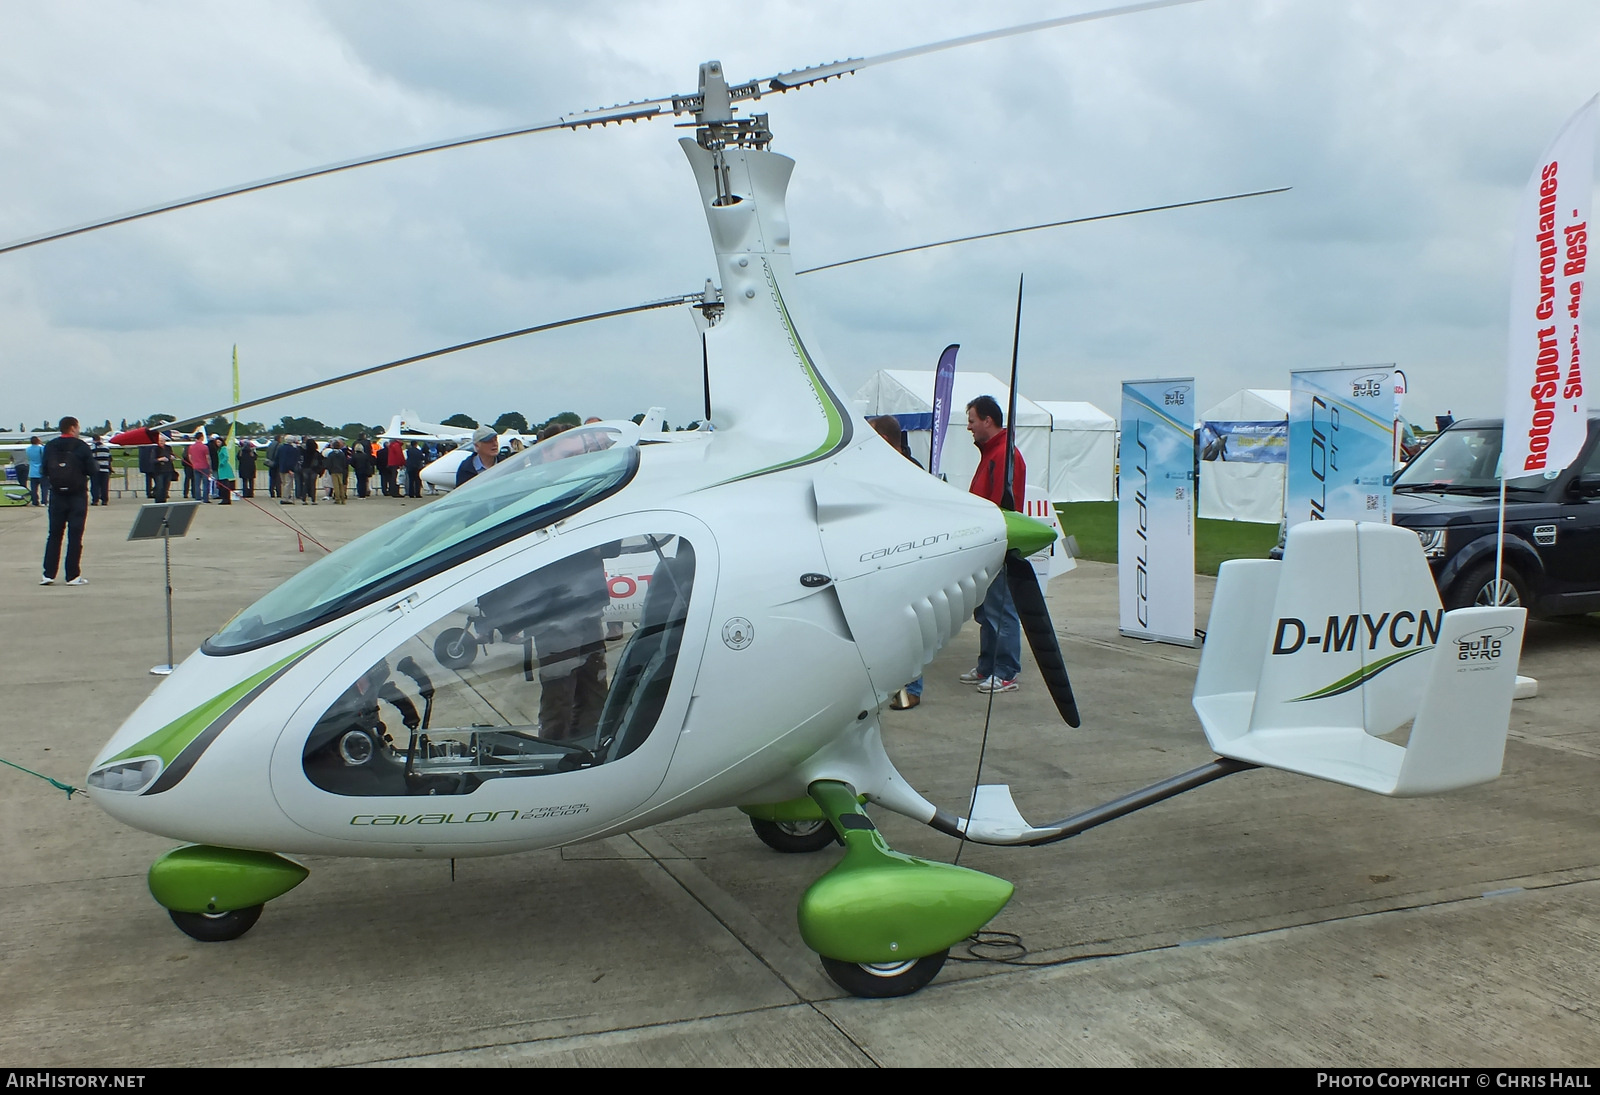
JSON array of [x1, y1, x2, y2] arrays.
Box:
[[456, 426, 499, 488]]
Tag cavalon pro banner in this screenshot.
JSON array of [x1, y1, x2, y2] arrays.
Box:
[[1118, 378, 1197, 647]]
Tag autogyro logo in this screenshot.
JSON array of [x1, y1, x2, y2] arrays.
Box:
[[1163, 384, 1190, 407], [1349, 372, 1388, 400], [1273, 609, 1442, 655], [859, 532, 950, 563], [1456, 625, 1516, 662]]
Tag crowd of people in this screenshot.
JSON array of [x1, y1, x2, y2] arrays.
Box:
[[119, 432, 452, 506]]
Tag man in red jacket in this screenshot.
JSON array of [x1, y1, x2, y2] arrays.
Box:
[[961, 395, 1023, 693]]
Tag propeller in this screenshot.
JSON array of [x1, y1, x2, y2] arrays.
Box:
[[2, 0, 1206, 256], [999, 274, 1082, 727]]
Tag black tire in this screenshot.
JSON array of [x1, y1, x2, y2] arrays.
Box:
[[749, 816, 839, 854], [821, 950, 948, 998], [433, 627, 477, 670], [1447, 561, 1529, 610], [168, 904, 264, 942]]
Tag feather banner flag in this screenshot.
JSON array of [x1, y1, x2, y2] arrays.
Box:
[[1501, 95, 1594, 480]]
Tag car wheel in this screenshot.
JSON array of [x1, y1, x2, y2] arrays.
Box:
[[1447, 561, 1529, 610]]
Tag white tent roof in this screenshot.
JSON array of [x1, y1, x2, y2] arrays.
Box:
[[862, 370, 1051, 427], [1034, 400, 1115, 431], [1201, 388, 1291, 421]]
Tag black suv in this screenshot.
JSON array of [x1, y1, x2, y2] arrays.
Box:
[[1390, 414, 1600, 615]]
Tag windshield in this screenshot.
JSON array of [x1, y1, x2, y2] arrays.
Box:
[[1393, 428, 1551, 493], [207, 443, 637, 654]]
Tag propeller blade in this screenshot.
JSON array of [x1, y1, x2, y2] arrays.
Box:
[[768, 0, 1205, 91], [795, 188, 1291, 275], [1004, 551, 1081, 727], [112, 291, 701, 440], [1001, 274, 1024, 511]]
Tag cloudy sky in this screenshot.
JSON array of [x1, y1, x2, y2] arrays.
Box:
[[1, 0, 1595, 433]]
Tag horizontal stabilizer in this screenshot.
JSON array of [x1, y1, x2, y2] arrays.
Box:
[[1194, 521, 1525, 796]]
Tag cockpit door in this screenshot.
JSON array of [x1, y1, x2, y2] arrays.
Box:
[[269, 513, 715, 848]]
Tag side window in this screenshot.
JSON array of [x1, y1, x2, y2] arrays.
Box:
[[303, 534, 695, 796]]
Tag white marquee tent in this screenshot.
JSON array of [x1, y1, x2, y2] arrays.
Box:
[[853, 370, 1051, 496], [1034, 400, 1116, 502], [1197, 388, 1290, 524]]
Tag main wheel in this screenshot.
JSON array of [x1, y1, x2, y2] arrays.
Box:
[[168, 904, 264, 942], [820, 950, 948, 998], [749, 816, 838, 854], [1447, 561, 1529, 610], [433, 627, 478, 670]]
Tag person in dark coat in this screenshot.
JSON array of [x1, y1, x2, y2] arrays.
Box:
[[323, 440, 350, 504], [264, 435, 282, 498], [239, 441, 257, 498], [275, 435, 301, 505], [138, 442, 156, 497], [351, 435, 374, 498], [40, 417, 94, 585], [298, 437, 322, 504], [151, 437, 176, 504], [405, 442, 425, 498]]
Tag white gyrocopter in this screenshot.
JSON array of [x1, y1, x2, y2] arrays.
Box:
[[8, 0, 1527, 997]]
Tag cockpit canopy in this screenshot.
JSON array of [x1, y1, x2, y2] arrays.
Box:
[[207, 437, 636, 655]]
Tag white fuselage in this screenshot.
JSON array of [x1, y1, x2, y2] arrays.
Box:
[[89, 140, 1010, 859]]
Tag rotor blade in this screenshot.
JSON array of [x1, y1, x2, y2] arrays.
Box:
[[113, 292, 698, 440], [1005, 551, 1081, 727], [7, 1, 1208, 257], [0, 101, 675, 257], [796, 188, 1290, 275], [768, 0, 1205, 91]]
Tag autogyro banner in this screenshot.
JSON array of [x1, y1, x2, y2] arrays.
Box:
[[1118, 378, 1196, 647], [1501, 95, 1593, 479], [1287, 365, 1397, 528]]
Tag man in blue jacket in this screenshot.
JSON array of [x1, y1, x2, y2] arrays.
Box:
[[26, 436, 46, 506]]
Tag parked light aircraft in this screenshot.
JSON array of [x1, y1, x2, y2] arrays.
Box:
[[11, 1, 1527, 997]]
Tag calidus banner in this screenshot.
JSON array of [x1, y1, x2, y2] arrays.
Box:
[[1502, 96, 1593, 479], [1118, 378, 1196, 647], [1287, 365, 1397, 528]]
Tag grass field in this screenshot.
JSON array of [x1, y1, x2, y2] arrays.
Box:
[[1055, 501, 1280, 576]]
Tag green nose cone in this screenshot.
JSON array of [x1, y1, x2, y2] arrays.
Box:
[[1004, 509, 1056, 556]]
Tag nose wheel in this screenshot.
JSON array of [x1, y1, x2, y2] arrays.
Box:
[[820, 951, 948, 998], [168, 904, 264, 942]]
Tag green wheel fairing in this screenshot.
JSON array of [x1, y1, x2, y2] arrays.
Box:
[[1291, 645, 1433, 702], [148, 845, 309, 914], [798, 780, 1013, 965], [715, 263, 853, 486]]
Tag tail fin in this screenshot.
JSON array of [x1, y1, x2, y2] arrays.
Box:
[[1193, 520, 1524, 796]]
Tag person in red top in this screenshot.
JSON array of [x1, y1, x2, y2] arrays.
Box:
[[383, 438, 405, 497], [961, 395, 1023, 693]]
